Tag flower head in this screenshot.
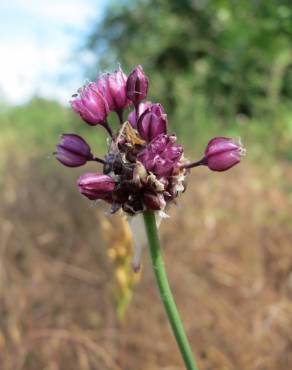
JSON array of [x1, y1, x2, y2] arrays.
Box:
[[56, 65, 245, 216]]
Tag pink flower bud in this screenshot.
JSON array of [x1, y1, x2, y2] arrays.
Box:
[[71, 83, 109, 126], [55, 134, 93, 167], [204, 137, 245, 172], [137, 103, 167, 141], [77, 173, 115, 201], [96, 68, 130, 112], [126, 65, 149, 107]]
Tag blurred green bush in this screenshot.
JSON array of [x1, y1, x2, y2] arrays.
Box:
[[0, 99, 107, 162], [86, 0, 292, 159], [1, 0, 292, 163], [88, 0, 292, 115]]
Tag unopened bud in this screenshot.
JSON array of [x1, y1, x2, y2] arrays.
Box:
[[126, 65, 149, 107], [55, 134, 93, 167], [128, 101, 151, 128], [204, 137, 245, 172], [78, 173, 115, 201], [137, 103, 167, 141]]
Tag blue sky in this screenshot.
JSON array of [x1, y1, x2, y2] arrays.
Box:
[[0, 0, 108, 105]]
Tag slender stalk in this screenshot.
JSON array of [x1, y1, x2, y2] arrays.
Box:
[[181, 158, 205, 170], [134, 102, 140, 124], [91, 157, 105, 164], [116, 109, 124, 125], [143, 211, 200, 370], [103, 120, 113, 138]]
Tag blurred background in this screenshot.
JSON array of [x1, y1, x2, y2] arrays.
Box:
[[1, 0, 292, 369]]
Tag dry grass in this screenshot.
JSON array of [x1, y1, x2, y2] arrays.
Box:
[[1, 156, 292, 370]]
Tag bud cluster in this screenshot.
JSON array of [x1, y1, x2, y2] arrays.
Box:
[[55, 65, 245, 215]]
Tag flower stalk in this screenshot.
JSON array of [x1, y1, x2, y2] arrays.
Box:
[[116, 109, 124, 125], [103, 120, 114, 138], [143, 210, 199, 370], [92, 157, 105, 164]]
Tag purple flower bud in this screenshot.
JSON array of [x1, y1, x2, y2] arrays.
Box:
[[143, 192, 166, 210], [96, 68, 130, 112], [128, 101, 151, 128], [71, 83, 109, 126], [137, 134, 183, 177], [203, 137, 245, 172], [137, 103, 167, 141], [126, 65, 149, 107], [78, 173, 116, 201], [55, 134, 93, 167]]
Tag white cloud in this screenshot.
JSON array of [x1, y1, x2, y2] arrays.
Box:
[[3, 0, 99, 28], [0, 0, 105, 105], [0, 43, 39, 103], [0, 40, 89, 104]]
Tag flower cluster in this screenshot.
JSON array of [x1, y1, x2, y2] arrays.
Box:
[[55, 65, 245, 215]]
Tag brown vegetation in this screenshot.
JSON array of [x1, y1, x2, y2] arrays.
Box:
[[0, 157, 292, 370]]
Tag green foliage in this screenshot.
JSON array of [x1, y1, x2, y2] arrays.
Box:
[[0, 98, 107, 159], [2, 0, 292, 163], [88, 0, 292, 117], [1, 99, 73, 147], [85, 0, 292, 160]]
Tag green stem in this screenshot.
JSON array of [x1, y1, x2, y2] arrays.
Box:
[[143, 211, 200, 370]]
